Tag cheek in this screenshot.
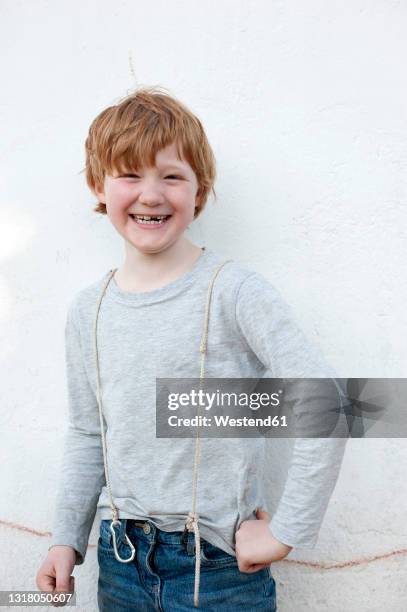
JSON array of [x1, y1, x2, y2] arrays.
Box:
[[172, 189, 197, 214], [106, 203, 130, 227], [107, 182, 133, 202], [172, 205, 195, 225], [106, 189, 132, 216]]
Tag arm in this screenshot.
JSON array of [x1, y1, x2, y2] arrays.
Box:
[[235, 272, 347, 550], [48, 299, 106, 564]]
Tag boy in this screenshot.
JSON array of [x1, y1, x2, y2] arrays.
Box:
[[36, 86, 347, 610]]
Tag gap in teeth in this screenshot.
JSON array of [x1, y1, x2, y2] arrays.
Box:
[[132, 214, 168, 219], [131, 214, 168, 224]]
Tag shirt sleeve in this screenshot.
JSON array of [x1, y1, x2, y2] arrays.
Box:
[[48, 299, 106, 564], [235, 271, 348, 549]]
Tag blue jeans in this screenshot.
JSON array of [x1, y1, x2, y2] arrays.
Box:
[[97, 519, 277, 611]]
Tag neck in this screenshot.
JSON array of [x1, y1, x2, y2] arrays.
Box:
[[116, 236, 204, 292]]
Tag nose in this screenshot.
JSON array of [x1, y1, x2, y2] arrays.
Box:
[[137, 179, 165, 207]]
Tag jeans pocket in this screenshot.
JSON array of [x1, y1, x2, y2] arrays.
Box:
[[200, 539, 238, 568], [263, 569, 277, 605], [98, 520, 133, 557], [98, 520, 114, 552]]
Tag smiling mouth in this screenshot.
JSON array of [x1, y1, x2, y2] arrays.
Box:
[[129, 214, 172, 225]]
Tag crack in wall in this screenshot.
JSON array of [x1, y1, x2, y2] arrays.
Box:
[[1, 518, 406, 569]]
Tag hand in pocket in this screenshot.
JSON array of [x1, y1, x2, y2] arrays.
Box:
[[235, 509, 293, 573]]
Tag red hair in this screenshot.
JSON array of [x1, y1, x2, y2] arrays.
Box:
[[84, 85, 216, 219]]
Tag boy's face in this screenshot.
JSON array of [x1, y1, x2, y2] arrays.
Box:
[[94, 142, 200, 255]]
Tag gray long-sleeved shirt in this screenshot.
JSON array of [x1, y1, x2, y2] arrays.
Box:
[[49, 246, 347, 563]]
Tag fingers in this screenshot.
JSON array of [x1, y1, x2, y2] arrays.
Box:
[[37, 561, 75, 609], [36, 548, 76, 610], [36, 561, 56, 593], [236, 550, 262, 573], [248, 563, 270, 572], [53, 576, 75, 608], [237, 560, 250, 572], [238, 561, 270, 573], [255, 508, 271, 521], [56, 570, 74, 593]]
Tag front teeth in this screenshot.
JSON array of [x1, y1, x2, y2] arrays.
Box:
[[136, 215, 167, 219], [131, 214, 168, 225]]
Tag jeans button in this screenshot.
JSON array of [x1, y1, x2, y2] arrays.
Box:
[[143, 523, 151, 534]]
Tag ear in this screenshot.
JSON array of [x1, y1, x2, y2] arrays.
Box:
[[94, 183, 106, 203], [195, 187, 203, 210]]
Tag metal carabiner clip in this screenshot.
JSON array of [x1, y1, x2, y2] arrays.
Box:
[[110, 519, 136, 563]]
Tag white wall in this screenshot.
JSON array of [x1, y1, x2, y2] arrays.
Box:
[[1, 1, 406, 610]]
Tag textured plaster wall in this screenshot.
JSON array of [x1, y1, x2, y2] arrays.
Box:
[[1, 1, 406, 610]]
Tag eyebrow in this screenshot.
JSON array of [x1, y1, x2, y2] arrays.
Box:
[[159, 164, 187, 171], [119, 163, 188, 174]]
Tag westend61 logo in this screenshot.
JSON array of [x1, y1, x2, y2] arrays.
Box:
[[156, 377, 407, 439]]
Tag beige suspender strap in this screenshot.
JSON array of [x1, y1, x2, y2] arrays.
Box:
[[93, 257, 233, 607], [94, 268, 120, 522], [184, 258, 233, 607], [94, 268, 136, 563]]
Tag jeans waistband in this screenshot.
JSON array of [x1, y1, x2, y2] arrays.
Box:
[[101, 518, 197, 549]]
